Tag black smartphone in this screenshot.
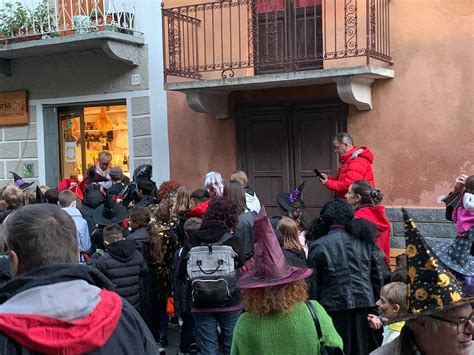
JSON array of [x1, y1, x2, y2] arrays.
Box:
[[313, 168, 325, 179]]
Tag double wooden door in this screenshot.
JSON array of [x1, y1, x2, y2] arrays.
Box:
[[237, 102, 346, 219]]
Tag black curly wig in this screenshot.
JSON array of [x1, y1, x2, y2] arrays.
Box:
[[203, 196, 239, 230], [306, 198, 377, 244]]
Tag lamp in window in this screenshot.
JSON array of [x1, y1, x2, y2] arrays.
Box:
[[96, 107, 113, 131]]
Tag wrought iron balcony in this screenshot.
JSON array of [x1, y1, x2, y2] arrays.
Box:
[[162, 0, 392, 82], [0, 0, 138, 43]]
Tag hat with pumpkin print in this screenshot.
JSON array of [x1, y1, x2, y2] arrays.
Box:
[[390, 209, 474, 323]]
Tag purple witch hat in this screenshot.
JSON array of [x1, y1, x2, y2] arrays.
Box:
[[11, 171, 34, 190], [276, 182, 305, 212], [237, 206, 312, 289]]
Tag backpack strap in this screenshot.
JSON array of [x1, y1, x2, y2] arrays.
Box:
[[215, 232, 233, 245], [306, 301, 325, 344]]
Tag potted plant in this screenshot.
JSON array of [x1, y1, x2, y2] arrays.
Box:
[[0, 1, 33, 43]]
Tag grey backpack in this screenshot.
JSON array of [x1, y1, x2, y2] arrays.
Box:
[[186, 233, 238, 308]]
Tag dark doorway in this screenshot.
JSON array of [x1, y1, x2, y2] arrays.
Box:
[[237, 102, 346, 219], [256, 0, 323, 74]]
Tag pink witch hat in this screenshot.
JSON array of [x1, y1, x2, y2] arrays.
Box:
[[237, 207, 312, 289]]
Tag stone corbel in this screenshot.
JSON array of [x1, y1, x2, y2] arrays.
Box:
[[101, 41, 140, 66], [185, 90, 229, 119], [334, 76, 375, 110], [0, 59, 11, 77]]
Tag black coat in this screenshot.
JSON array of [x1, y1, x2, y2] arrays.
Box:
[[0, 206, 16, 224], [92, 240, 147, 310], [127, 227, 158, 324], [308, 228, 383, 312], [234, 211, 257, 260], [81, 190, 104, 234], [0, 264, 157, 354]]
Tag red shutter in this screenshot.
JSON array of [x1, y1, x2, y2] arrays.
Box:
[[295, 0, 321, 7], [257, 0, 285, 13]]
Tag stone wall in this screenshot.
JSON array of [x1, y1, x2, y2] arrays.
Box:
[[0, 105, 38, 188], [131, 96, 152, 171], [387, 207, 456, 249]]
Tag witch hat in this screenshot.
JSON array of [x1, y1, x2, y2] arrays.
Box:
[[390, 209, 474, 323], [35, 186, 48, 204], [430, 227, 474, 277], [11, 171, 34, 190], [237, 206, 312, 289], [93, 193, 128, 226], [276, 182, 306, 212]]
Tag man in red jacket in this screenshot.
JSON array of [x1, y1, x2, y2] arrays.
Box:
[[319, 132, 375, 198]]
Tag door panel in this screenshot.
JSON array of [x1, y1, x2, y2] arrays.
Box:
[[292, 107, 341, 219], [238, 103, 346, 221], [243, 111, 291, 216], [43, 108, 61, 188]]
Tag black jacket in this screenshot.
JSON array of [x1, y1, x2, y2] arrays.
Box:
[[180, 220, 244, 309], [92, 240, 147, 310], [0, 264, 157, 354], [0, 206, 16, 224], [234, 211, 257, 260], [308, 227, 383, 312], [127, 227, 159, 327], [81, 190, 104, 234]]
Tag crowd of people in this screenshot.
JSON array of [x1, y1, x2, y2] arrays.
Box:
[[0, 132, 471, 355]]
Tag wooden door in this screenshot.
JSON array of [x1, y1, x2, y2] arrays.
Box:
[[237, 102, 346, 220], [240, 108, 292, 217]]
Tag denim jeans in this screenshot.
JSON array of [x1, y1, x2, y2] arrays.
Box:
[[192, 309, 242, 355]]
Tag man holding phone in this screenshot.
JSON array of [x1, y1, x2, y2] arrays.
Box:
[[318, 132, 375, 198]]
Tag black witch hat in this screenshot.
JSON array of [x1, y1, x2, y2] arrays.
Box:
[[11, 171, 34, 190], [93, 193, 128, 226], [35, 186, 48, 204], [390, 209, 474, 323], [276, 182, 306, 212]]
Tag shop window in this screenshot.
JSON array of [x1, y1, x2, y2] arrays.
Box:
[[59, 104, 129, 180]]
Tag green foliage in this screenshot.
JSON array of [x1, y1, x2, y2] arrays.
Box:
[[0, 1, 57, 39]]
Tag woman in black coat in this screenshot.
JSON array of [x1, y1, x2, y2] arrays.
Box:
[[307, 199, 383, 355]]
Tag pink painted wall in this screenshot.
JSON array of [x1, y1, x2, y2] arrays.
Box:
[[166, 0, 473, 206], [167, 90, 237, 191], [347, 0, 473, 207]]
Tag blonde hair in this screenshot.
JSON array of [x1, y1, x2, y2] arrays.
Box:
[[381, 282, 408, 312], [230, 170, 248, 187], [173, 186, 191, 215], [98, 150, 112, 164], [278, 216, 302, 250], [23, 188, 36, 205], [3, 185, 24, 207]]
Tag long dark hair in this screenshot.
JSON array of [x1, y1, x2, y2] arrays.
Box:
[[351, 180, 384, 210], [306, 199, 377, 244]]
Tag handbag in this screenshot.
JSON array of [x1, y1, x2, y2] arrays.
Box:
[[305, 301, 344, 355]]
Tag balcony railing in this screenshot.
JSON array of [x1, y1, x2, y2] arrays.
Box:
[[162, 0, 391, 81], [0, 0, 137, 43]]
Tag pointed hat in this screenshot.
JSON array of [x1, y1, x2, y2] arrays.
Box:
[[35, 186, 48, 204], [11, 171, 34, 190], [390, 209, 474, 323], [93, 193, 127, 226], [276, 182, 306, 212], [237, 206, 312, 289]]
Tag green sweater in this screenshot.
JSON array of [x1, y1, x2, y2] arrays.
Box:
[[231, 300, 343, 355]]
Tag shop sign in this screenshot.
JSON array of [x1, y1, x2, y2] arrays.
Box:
[[0, 90, 29, 126]]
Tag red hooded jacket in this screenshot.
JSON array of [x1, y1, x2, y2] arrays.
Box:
[[355, 205, 391, 265], [326, 146, 375, 198]]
